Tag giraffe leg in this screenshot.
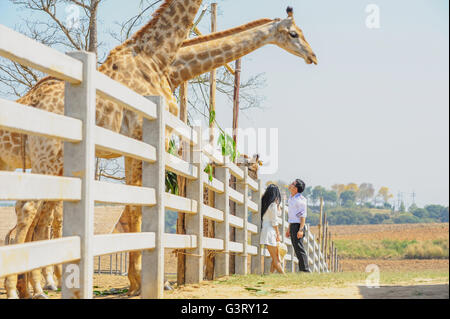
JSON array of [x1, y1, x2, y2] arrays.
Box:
[[19, 202, 42, 299], [17, 202, 39, 299], [25, 135, 63, 298], [29, 201, 57, 299], [126, 206, 142, 296], [49, 202, 63, 289], [16, 274, 32, 299], [112, 205, 131, 234], [4, 201, 38, 299], [124, 157, 143, 296], [42, 267, 58, 291], [111, 202, 147, 293], [23, 203, 63, 293], [40, 201, 63, 291]]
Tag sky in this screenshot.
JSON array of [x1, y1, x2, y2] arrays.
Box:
[[0, 0, 448, 208]]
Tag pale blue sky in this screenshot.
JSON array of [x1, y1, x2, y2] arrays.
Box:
[[0, 0, 448, 207]]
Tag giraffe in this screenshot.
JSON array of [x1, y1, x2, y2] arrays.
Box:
[[116, 6, 317, 278], [114, 6, 317, 278], [168, 6, 317, 275], [1, 0, 204, 299], [168, 6, 317, 90]]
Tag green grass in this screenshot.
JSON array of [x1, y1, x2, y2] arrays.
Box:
[[369, 208, 392, 215], [334, 239, 449, 259], [93, 288, 129, 296], [212, 270, 449, 292]]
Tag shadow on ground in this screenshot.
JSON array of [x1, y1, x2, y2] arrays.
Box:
[[358, 284, 449, 299]]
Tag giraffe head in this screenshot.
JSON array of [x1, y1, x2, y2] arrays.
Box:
[[272, 7, 317, 65], [237, 153, 263, 180]]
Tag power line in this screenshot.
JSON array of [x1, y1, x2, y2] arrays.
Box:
[[411, 191, 416, 205]]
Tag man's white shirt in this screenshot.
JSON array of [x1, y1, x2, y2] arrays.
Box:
[[287, 193, 307, 223]]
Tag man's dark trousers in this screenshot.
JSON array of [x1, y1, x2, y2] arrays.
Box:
[[289, 223, 310, 272]]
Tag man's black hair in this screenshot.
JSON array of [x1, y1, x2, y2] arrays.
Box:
[[294, 179, 305, 194]]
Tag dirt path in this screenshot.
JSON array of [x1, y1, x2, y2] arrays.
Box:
[[1, 274, 447, 299], [165, 280, 449, 299]]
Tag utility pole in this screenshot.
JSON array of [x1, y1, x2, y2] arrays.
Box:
[[205, 2, 217, 280], [318, 197, 324, 245], [232, 59, 241, 144], [229, 58, 241, 274], [411, 191, 416, 205], [397, 191, 403, 212], [322, 209, 327, 252], [176, 82, 188, 285], [209, 3, 217, 145]]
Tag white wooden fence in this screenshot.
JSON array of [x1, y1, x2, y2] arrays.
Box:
[[0, 24, 330, 299]]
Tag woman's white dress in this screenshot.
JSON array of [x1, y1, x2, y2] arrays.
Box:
[[260, 202, 281, 246]]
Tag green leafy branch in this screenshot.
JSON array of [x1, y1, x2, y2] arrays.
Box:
[[203, 108, 240, 182], [166, 138, 179, 195]]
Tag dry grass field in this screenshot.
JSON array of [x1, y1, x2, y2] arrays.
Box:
[[310, 223, 449, 241], [308, 222, 449, 272]]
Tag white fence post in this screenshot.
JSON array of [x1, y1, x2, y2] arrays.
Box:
[[320, 252, 324, 273], [310, 233, 316, 273], [141, 96, 166, 299], [281, 200, 290, 272], [214, 166, 230, 277], [281, 200, 286, 243], [316, 236, 321, 273], [263, 255, 268, 274], [62, 51, 96, 299], [250, 179, 262, 275], [334, 246, 338, 273], [185, 126, 204, 284], [285, 246, 292, 273], [290, 247, 296, 273], [305, 226, 311, 272], [235, 167, 248, 275]]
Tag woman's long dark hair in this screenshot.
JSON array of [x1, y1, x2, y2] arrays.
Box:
[[261, 184, 281, 221]]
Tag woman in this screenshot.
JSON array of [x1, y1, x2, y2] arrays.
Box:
[[260, 184, 285, 274]]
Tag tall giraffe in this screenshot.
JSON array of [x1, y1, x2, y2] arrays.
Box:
[[170, 6, 317, 277], [169, 7, 317, 90], [115, 6, 317, 276], [1, 0, 204, 299]]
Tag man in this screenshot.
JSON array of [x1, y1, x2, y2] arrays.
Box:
[[285, 179, 311, 272]]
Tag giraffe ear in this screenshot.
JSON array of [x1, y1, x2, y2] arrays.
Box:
[[286, 6, 294, 18]]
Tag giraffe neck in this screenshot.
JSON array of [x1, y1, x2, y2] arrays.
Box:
[[170, 19, 277, 88], [123, 0, 203, 71], [96, 0, 205, 118]]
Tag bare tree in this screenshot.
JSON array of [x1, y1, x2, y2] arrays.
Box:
[[109, 0, 266, 128], [108, 0, 164, 43], [0, 0, 105, 98], [184, 68, 266, 127], [1, 0, 266, 180], [96, 158, 125, 182]]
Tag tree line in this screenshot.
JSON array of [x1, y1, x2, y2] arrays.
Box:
[[267, 181, 449, 226]]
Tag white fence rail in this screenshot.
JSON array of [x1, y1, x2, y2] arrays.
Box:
[[0, 24, 331, 299]]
